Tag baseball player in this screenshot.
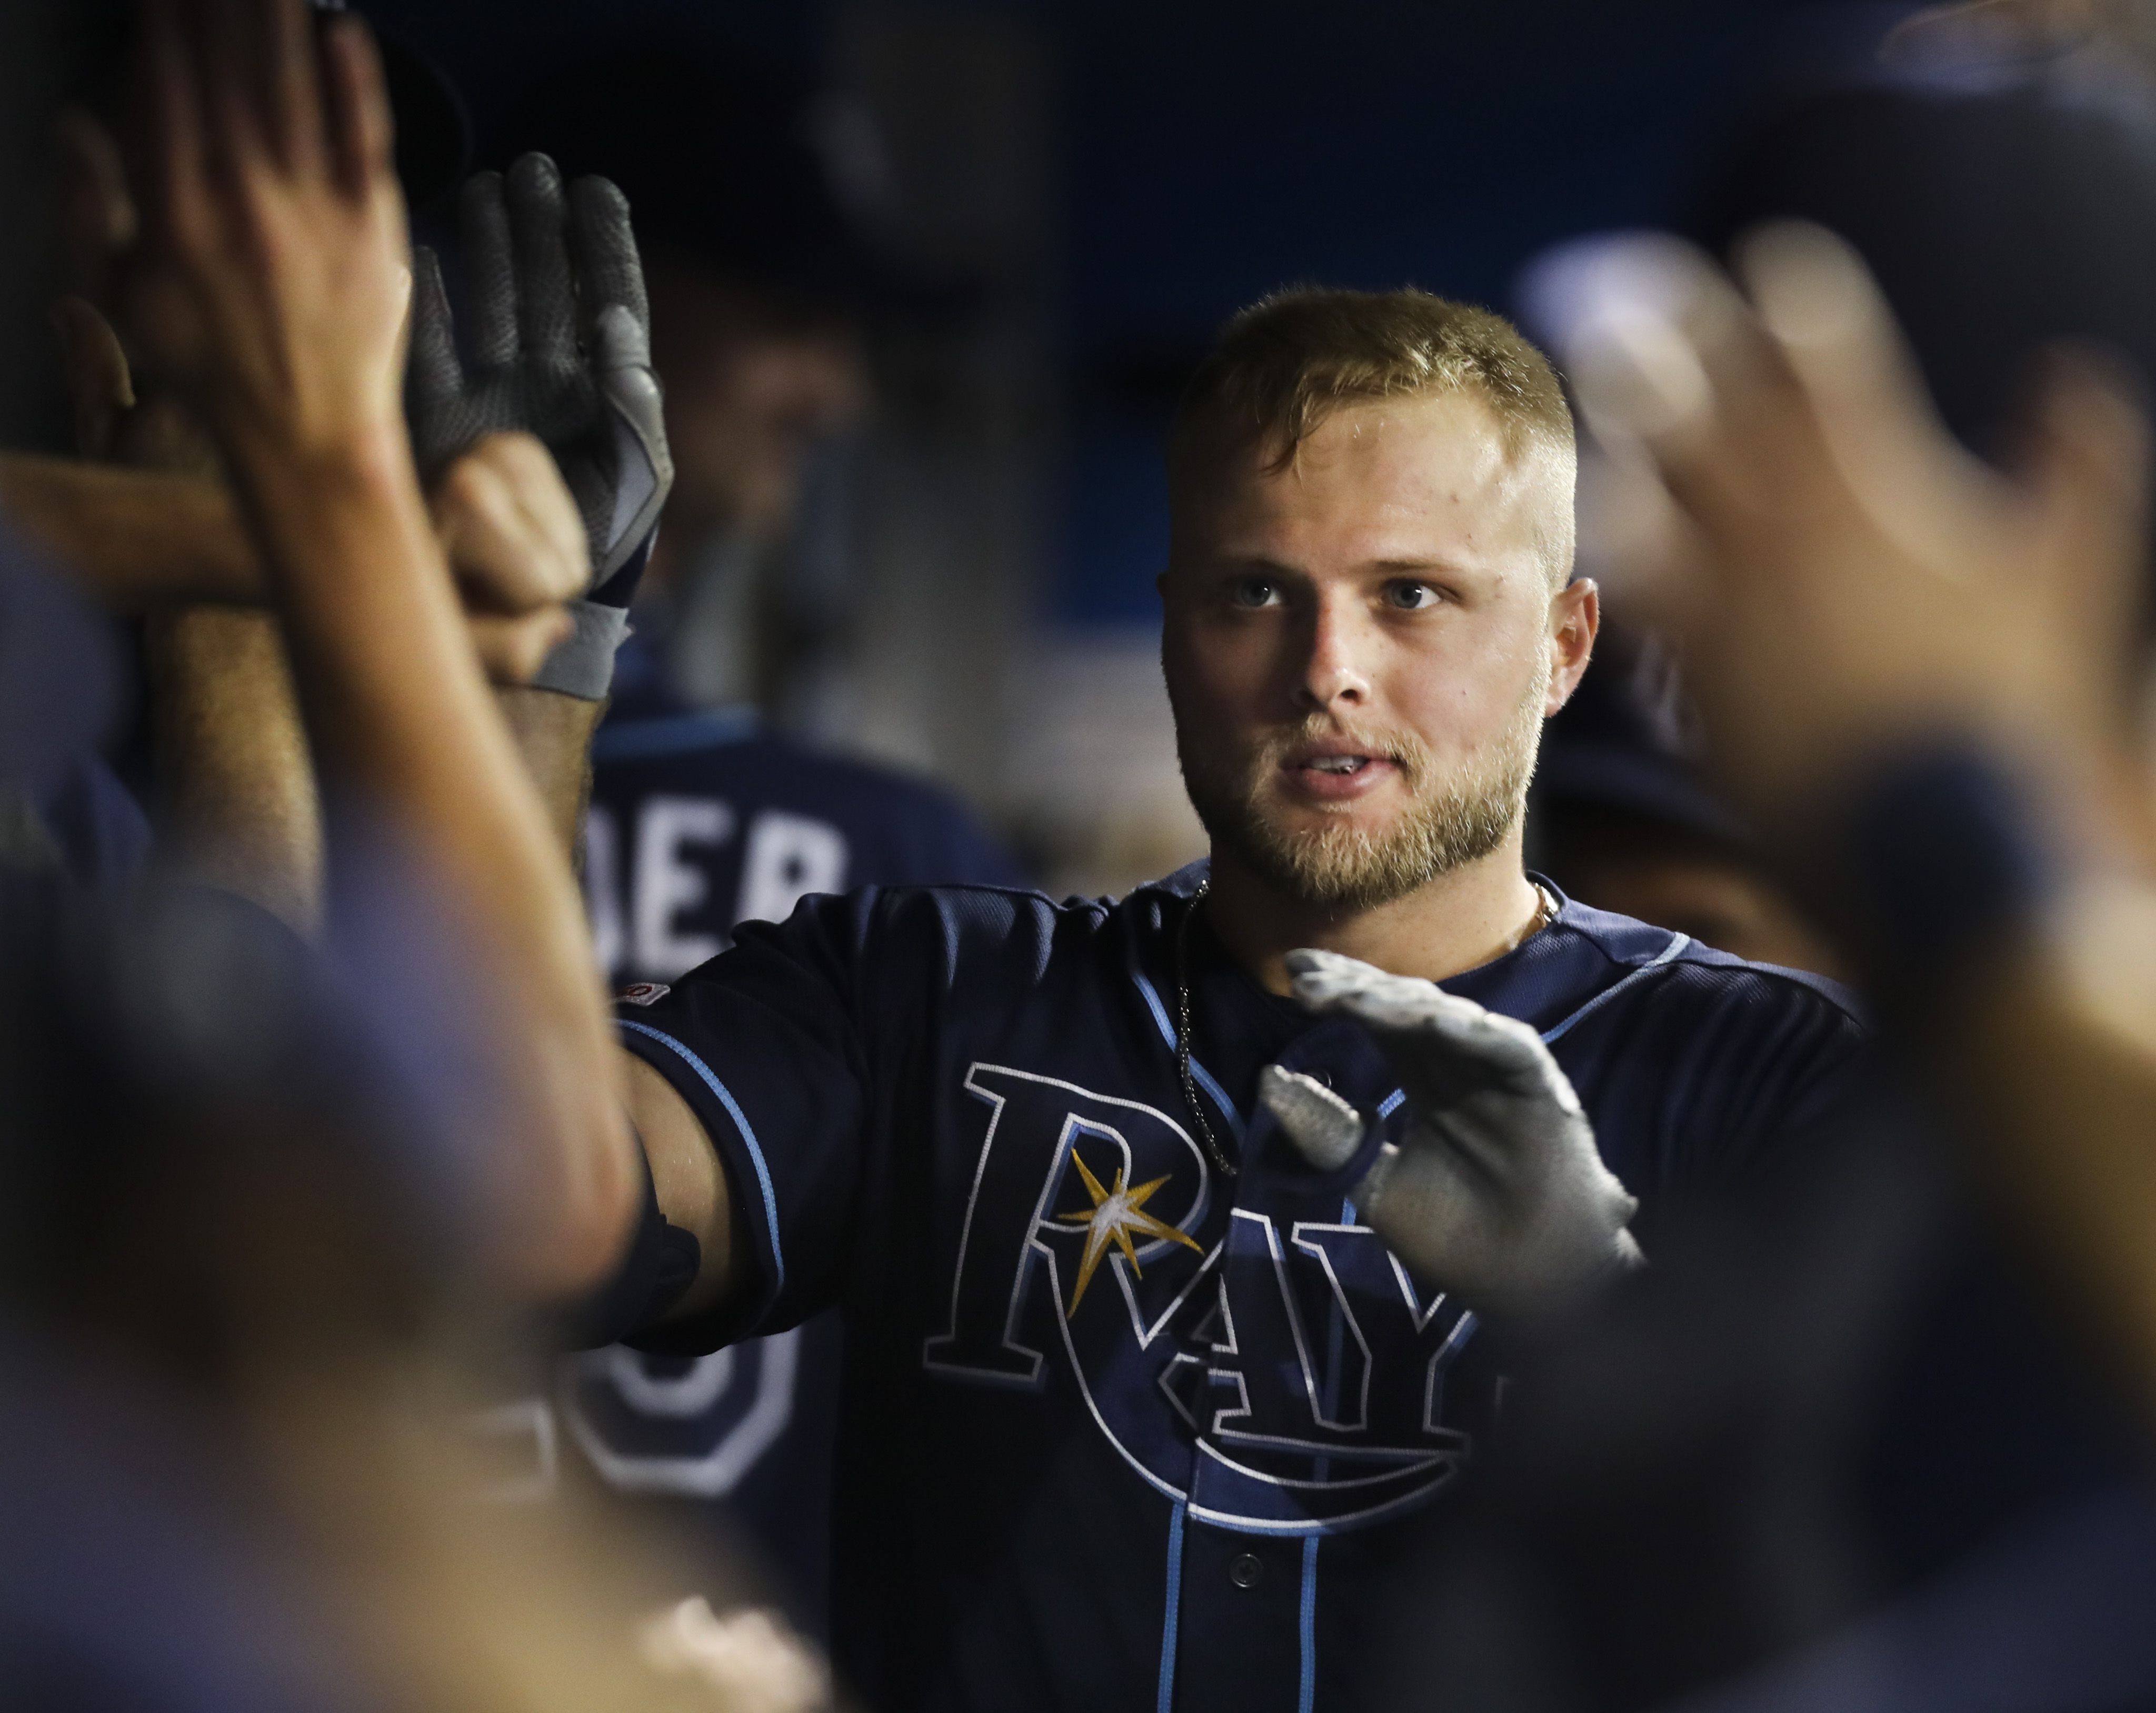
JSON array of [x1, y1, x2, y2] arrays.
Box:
[[556, 287, 1868, 1712]]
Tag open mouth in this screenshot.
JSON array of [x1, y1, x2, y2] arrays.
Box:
[[1278, 745, 1400, 796]]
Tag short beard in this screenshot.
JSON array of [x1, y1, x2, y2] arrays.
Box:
[[1178, 688, 1544, 915]]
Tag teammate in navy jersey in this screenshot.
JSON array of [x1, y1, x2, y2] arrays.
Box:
[[583, 694, 1026, 990], [560, 684, 1026, 1640], [530, 286, 1869, 1712]]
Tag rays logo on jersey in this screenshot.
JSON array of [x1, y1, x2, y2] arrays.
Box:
[[923, 1064, 1486, 1534]]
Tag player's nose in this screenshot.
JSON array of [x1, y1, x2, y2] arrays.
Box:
[[1293, 594, 1373, 712]]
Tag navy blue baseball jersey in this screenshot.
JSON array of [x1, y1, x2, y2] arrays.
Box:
[[582, 707, 1029, 987], [557, 703, 1026, 1642], [613, 863, 1866, 1713]]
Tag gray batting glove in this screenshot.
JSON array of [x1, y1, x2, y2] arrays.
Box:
[[1260, 948, 1644, 1321], [406, 153, 672, 587]]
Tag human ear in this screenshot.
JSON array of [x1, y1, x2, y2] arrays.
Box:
[[1544, 578, 1599, 715]]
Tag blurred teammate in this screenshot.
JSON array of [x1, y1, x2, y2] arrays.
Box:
[[1533, 618, 1845, 976], [1520, 212, 2156, 1713], [0, 3, 816, 1707]]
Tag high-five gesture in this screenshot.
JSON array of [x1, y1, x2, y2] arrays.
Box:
[[112, 0, 640, 1297], [407, 156, 672, 587], [1532, 225, 2152, 851]]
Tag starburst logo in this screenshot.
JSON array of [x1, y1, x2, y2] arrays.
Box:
[[1054, 1149, 1203, 1310]]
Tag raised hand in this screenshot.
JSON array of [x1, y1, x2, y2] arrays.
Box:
[[1260, 948, 1642, 1320], [1529, 224, 2152, 852], [407, 156, 672, 587], [101, 0, 641, 1295], [121, 0, 413, 464], [430, 432, 584, 683]]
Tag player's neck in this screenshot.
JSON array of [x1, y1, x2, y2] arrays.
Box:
[[1203, 831, 1545, 997]]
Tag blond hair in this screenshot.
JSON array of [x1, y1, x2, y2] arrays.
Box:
[[1168, 285, 1576, 578]]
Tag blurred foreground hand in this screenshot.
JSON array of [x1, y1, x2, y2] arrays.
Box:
[[1535, 225, 2156, 1428], [102, 0, 638, 1297], [1534, 222, 2152, 858]]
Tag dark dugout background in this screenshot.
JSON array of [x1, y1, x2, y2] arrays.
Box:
[[7, 0, 1877, 891]]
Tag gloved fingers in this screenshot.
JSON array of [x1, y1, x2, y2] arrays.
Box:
[[1284, 947, 1452, 1026], [506, 153, 577, 369], [1285, 947, 1581, 1110], [1257, 1065, 1366, 1173], [592, 301, 655, 378], [568, 175, 651, 359], [405, 244, 463, 422], [1408, 1005, 1584, 1116], [460, 170, 518, 368]]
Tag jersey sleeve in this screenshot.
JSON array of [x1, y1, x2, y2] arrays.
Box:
[[1661, 962, 1873, 1191], [614, 888, 881, 1355]]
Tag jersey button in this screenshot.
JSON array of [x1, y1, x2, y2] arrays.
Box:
[[1227, 1552, 1264, 1589]]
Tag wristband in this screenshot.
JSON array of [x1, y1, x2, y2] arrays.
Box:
[[525, 530, 655, 700], [552, 1128, 701, 1350], [1845, 744, 2054, 995], [528, 600, 631, 700]]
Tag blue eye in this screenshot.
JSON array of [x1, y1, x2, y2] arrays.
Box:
[[1387, 582, 1441, 610], [1228, 576, 1281, 609]]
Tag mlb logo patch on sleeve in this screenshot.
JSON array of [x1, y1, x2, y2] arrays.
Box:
[[617, 981, 672, 1007]]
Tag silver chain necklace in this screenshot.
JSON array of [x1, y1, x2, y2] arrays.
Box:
[[1171, 878, 1559, 1182]]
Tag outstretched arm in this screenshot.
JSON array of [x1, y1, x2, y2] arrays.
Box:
[[0, 449, 255, 603], [117, 0, 636, 1295], [0, 439, 585, 685]]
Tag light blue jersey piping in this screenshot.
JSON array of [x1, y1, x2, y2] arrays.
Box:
[[1132, 968, 1247, 1137], [1299, 1535, 1321, 1712], [1539, 933, 1691, 1045], [1157, 1499, 1188, 1713], [618, 1018, 785, 1298]]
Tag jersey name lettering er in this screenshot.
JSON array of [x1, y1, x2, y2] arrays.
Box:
[[616, 864, 1865, 1713]]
